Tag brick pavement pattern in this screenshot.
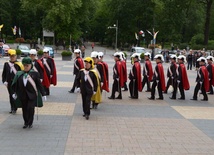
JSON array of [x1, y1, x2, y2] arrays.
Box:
[[0, 43, 214, 155]]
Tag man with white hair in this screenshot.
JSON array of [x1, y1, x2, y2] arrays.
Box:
[[129, 53, 142, 99], [142, 52, 153, 92], [148, 54, 165, 100], [206, 56, 214, 94], [191, 57, 209, 101], [68, 49, 84, 93], [176, 55, 190, 100]]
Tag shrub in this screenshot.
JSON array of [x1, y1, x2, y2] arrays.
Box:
[[140, 53, 144, 59], [190, 34, 204, 45], [61, 51, 72, 56], [15, 38, 25, 43], [16, 49, 22, 55], [37, 50, 44, 55]]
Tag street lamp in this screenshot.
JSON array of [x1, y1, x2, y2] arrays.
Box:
[[108, 20, 118, 51]]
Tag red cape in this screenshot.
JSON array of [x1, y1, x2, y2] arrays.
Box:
[[98, 62, 109, 92], [77, 57, 84, 70], [134, 61, 142, 91], [180, 64, 190, 90], [201, 66, 209, 92], [146, 60, 153, 81], [49, 57, 57, 86], [36, 59, 50, 88], [116, 61, 124, 87], [212, 64, 214, 86], [157, 63, 166, 91], [121, 60, 127, 82]]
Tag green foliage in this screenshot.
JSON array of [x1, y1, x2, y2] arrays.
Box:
[[190, 34, 204, 45], [140, 53, 144, 59], [16, 49, 22, 55], [37, 50, 43, 55], [61, 51, 72, 56]]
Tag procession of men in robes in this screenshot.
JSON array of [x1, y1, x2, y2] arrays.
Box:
[[1, 46, 214, 123]]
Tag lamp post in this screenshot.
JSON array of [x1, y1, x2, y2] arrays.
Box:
[[108, 20, 118, 51]]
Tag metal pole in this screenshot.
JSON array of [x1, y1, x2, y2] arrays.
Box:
[[115, 20, 118, 51]]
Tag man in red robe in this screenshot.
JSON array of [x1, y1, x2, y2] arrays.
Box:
[[176, 55, 190, 100], [142, 52, 153, 92], [191, 57, 209, 101], [69, 49, 84, 93], [148, 54, 165, 100], [206, 56, 214, 94], [40, 48, 57, 95], [129, 53, 142, 99], [108, 52, 124, 99]]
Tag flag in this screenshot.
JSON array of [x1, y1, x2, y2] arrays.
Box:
[[153, 31, 159, 40], [146, 30, 153, 36], [135, 32, 138, 40], [19, 27, 21, 36], [12, 26, 17, 35], [0, 24, 3, 31]]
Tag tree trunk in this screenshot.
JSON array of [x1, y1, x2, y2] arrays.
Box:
[[204, 0, 213, 45]]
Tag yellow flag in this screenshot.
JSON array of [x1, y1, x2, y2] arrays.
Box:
[[0, 24, 3, 31]]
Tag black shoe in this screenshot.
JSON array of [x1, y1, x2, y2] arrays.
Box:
[[123, 88, 128, 91], [156, 98, 164, 100], [169, 97, 176, 100], [68, 90, 74, 93], [85, 115, 89, 120], [190, 98, 197, 100], [29, 125, 33, 128], [108, 96, 115, 99], [83, 114, 86, 117], [148, 97, 155, 100], [201, 99, 208, 101], [12, 110, 16, 114], [145, 90, 151, 92], [178, 97, 185, 100], [9, 111, 12, 114], [208, 92, 213, 94], [94, 104, 98, 109], [23, 125, 28, 129], [115, 96, 122, 99]]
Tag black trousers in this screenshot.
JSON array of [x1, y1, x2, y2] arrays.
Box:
[[209, 80, 213, 94], [110, 79, 122, 98], [178, 81, 185, 99], [142, 76, 151, 91], [44, 87, 50, 95], [171, 79, 177, 98], [193, 82, 208, 100], [71, 74, 78, 91], [165, 77, 172, 92], [7, 84, 17, 111], [129, 80, 138, 98], [81, 92, 93, 115], [21, 98, 35, 126], [151, 80, 163, 99], [187, 61, 192, 70]]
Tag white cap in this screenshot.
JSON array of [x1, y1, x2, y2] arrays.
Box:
[[74, 49, 81, 53], [197, 57, 207, 63], [131, 53, 141, 61], [144, 52, 151, 58], [29, 49, 37, 55], [91, 51, 99, 58], [113, 52, 121, 59], [206, 56, 213, 61], [43, 48, 49, 53], [119, 52, 126, 60], [170, 54, 177, 59], [98, 52, 104, 59], [177, 55, 186, 62], [154, 54, 164, 61]]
